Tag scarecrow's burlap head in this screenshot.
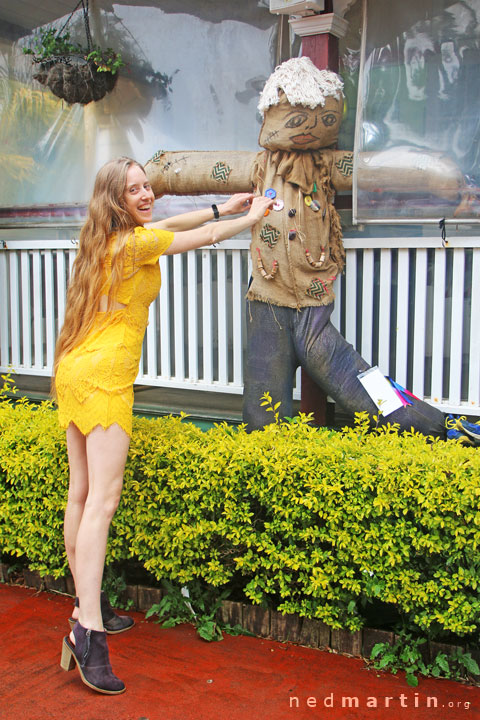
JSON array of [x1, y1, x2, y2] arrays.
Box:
[[258, 57, 344, 152]]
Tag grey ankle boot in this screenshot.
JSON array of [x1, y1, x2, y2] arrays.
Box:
[[60, 621, 125, 694], [68, 592, 135, 634]]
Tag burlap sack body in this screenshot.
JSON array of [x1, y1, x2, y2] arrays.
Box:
[[247, 149, 345, 309]]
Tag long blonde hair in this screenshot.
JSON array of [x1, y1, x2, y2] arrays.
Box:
[[52, 157, 144, 391]]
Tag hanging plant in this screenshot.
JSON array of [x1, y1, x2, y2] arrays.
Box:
[[23, 1, 124, 105]]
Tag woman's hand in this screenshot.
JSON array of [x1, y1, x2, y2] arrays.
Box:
[[246, 195, 275, 224], [218, 193, 255, 216]]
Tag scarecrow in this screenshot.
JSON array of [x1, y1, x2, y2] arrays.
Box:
[[145, 57, 469, 438]]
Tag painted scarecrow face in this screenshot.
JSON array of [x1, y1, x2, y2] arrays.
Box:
[[259, 93, 344, 152]]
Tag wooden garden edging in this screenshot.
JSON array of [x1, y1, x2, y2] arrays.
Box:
[[3, 563, 479, 671]]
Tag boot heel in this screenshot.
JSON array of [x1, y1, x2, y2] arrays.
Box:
[[60, 638, 75, 671]]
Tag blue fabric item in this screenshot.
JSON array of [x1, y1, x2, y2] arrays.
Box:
[[243, 300, 446, 437], [457, 419, 480, 441], [446, 427, 475, 445], [445, 415, 480, 445]]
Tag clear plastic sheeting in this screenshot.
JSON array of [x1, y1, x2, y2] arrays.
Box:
[[0, 0, 277, 216], [0, 59, 85, 208], [353, 0, 480, 223]]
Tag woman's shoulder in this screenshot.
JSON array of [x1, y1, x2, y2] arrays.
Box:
[[105, 226, 173, 265], [127, 225, 174, 264], [132, 225, 172, 240]]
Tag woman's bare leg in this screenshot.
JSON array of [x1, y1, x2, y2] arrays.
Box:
[[72, 423, 130, 632], [64, 423, 89, 620]]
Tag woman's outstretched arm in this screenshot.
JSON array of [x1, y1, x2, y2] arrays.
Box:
[[148, 193, 255, 232], [163, 195, 273, 255]]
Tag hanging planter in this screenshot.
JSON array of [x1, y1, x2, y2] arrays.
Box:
[[30, 52, 120, 105], [23, 1, 124, 105]]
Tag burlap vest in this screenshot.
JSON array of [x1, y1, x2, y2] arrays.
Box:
[[247, 149, 345, 309]]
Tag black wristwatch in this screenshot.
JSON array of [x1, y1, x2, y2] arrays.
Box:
[[212, 204, 220, 220]]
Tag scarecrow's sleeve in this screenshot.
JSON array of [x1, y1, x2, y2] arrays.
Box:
[[144, 150, 257, 197], [357, 147, 465, 200], [330, 150, 354, 192], [329, 147, 465, 200]]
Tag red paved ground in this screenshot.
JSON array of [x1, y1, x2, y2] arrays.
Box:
[[0, 584, 478, 720]]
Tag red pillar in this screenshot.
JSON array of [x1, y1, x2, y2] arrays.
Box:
[[302, 32, 339, 72]]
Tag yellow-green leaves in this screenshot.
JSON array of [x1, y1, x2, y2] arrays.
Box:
[[1, 392, 480, 636]]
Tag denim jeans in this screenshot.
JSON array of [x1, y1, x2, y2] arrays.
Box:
[[243, 300, 445, 437]]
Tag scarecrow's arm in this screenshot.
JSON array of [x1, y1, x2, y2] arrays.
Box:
[[329, 148, 466, 202], [144, 150, 256, 197], [330, 150, 354, 192]]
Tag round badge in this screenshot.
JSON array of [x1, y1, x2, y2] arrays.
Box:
[[288, 208, 296, 218], [288, 230, 297, 241], [265, 188, 277, 199], [304, 195, 313, 207], [273, 199, 284, 211]]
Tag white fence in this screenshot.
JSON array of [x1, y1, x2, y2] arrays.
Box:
[[1, 235, 479, 415]]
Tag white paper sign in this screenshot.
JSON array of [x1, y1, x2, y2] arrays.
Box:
[[357, 366, 404, 416]]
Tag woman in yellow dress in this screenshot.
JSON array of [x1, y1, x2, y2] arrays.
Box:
[[53, 156, 273, 695]]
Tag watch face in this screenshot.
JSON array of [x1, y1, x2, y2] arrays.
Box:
[[259, 94, 344, 151]]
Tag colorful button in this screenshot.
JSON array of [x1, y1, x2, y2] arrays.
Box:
[[310, 199, 321, 212], [273, 199, 284, 211], [304, 195, 312, 207], [265, 188, 277, 199], [288, 208, 296, 218]]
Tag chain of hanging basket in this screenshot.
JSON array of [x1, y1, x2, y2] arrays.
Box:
[[57, 0, 93, 51]]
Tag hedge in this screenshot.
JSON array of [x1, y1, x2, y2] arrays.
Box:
[[1, 384, 480, 639]]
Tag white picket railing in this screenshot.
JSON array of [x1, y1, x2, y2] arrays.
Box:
[[1, 234, 479, 415]]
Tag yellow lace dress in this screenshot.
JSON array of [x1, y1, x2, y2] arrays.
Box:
[[56, 226, 173, 437]]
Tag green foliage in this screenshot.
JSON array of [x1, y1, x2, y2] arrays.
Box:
[[371, 630, 480, 686], [23, 29, 80, 59], [85, 47, 124, 75], [145, 579, 249, 642], [0, 389, 68, 577], [102, 565, 133, 611], [23, 28, 124, 75], [0, 373, 18, 400], [371, 632, 428, 686], [2, 379, 480, 646], [260, 390, 285, 425]]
